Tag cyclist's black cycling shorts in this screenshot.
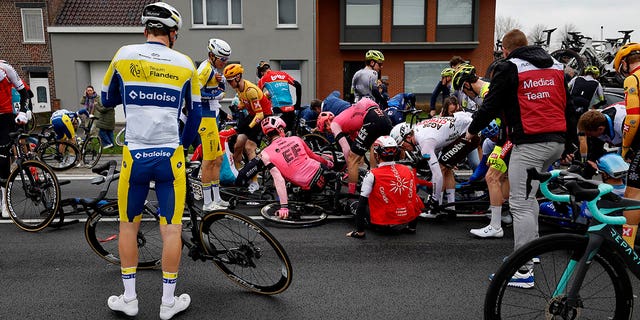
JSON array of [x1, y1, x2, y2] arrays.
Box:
[[237, 115, 263, 144], [352, 107, 393, 156]]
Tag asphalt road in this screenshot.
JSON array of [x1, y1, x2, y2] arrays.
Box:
[[1, 161, 639, 319]]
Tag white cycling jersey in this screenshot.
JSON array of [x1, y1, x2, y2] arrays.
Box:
[[413, 111, 474, 154]]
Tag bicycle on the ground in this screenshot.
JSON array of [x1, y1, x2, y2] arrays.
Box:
[[88, 160, 293, 294], [2, 128, 61, 232], [484, 167, 639, 319]]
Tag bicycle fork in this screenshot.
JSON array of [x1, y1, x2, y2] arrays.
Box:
[[551, 232, 605, 317]]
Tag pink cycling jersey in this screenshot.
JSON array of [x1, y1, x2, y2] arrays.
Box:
[[261, 136, 328, 189], [331, 97, 378, 138]]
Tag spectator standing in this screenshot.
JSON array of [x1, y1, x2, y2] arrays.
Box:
[[82, 86, 115, 148], [465, 29, 577, 281]]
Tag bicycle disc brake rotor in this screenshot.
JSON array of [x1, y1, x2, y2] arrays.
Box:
[[545, 295, 581, 320]]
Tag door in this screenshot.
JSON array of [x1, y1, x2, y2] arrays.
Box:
[[343, 61, 364, 103], [29, 77, 50, 113]]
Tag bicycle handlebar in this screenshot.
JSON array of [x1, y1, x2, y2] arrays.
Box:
[[80, 160, 119, 206], [526, 167, 626, 226]]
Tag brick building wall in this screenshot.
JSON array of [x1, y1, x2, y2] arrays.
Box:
[[0, 0, 62, 103], [316, 0, 496, 106]]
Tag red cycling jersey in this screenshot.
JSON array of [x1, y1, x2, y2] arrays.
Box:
[[0, 61, 25, 114]]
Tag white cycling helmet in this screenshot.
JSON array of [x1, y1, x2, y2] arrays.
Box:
[[390, 122, 412, 145], [141, 2, 182, 30], [207, 38, 231, 58]]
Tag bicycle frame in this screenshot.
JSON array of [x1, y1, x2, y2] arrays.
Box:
[[534, 169, 640, 310]]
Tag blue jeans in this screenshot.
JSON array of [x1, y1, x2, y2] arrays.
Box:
[[98, 129, 114, 146]]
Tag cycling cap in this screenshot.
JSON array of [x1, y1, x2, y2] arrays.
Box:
[[207, 38, 231, 57], [372, 136, 399, 158], [583, 65, 600, 78], [256, 60, 271, 77], [614, 42, 640, 72], [141, 2, 182, 30], [596, 153, 629, 179], [451, 64, 478, 91], [365, 50, 384, 62], [480, 119, 501, 139], [261, 116, 286, 136], [316, 111, 335, 133], [223, 64, 244, 78], [389, 122, 412, 145], [441, 67, 455, 78]]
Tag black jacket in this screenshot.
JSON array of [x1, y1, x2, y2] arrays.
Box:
[[468, 46, 578, 151]]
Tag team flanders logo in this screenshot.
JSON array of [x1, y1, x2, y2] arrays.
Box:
[[130, 63, 142, 78]]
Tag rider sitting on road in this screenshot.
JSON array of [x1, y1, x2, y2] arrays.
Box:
[[346, 136, 423, 239], [235, 116, 334, 219]]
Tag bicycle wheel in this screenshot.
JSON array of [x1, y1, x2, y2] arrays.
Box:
[[484, 233, 632, 319], [550, 49, 586, 74], [260, 201, 328, 228], [81, 136, 102, 168], [115, 128, 126, 147], [302, 133, 330, 152], [439, 200, 490, 219], [200, 210, 293, 294], [6, 160, 60, 232], [84, 202, 162, 269], [37, 141, 79, 171]]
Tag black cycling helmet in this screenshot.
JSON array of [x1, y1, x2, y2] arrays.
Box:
[[451, 64, 478, 91]]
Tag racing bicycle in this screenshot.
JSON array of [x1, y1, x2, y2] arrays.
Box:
[[2, 128, 61, 232], [88, 160, 293, 294], [484, 167, 640, 319]]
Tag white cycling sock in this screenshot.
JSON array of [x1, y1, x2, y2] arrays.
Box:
[[445, 189, 455, 209], [121, 267, 137, 301], [202, 183, 212, 205], [212, 181, 221, 203], [162, 271, 178, 305]]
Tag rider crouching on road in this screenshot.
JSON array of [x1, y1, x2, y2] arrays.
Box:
[[346, 136, 423, 239]]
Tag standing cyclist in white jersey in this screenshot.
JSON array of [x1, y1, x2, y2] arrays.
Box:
[[351, 50, 388, 107], [102, 3, 201, 319]]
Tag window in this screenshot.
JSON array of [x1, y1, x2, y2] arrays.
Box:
[[278, 0, 296, 27], [21, 8, 45, 43], [404, 61, 449, 94], [343, 0, 381, 42], [392, 0, 425, 42], [436, 0, 474, 41], [192, 0, 242, 27]]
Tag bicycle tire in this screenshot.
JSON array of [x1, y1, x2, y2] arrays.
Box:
[[115, 128, 126, 147], [301, 133, 331, 153], [550, 49, 586, 74], [260, 201, 328, 228], [200, 210, 293, 294], [84, 202, 162, 269], [484, 233, 632, 319], [81, 136, 103, 168], [6, 160, 60, 232], [37, 141, 79, 171], [438, 200, 490, 218]]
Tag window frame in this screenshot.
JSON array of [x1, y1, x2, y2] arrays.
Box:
[[341, 0, 382, 43], [21, 8, 45, 44], [277, 0, 297, 29], [435, 0, 476, 42], [191, 0, 243, 29], [391, 0, 426, 42]]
